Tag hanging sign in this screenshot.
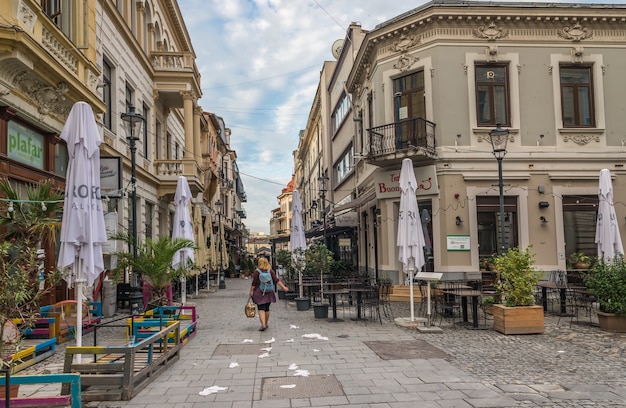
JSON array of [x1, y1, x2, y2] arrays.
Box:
[[8, 122, 45, 169]]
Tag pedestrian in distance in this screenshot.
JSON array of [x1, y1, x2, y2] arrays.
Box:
[[249, 257, 288, 331]]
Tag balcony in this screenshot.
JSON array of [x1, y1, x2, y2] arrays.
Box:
[[150, 50, 201, 109], [236, 208, 247, 219], [154, 159, 204, 200], [367, 118, 437, 167]]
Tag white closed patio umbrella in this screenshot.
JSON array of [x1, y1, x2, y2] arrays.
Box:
[[596, 169, 624, 261], [172, 176, 194, 304], [57, 102, 107, 360], [290, 190, 306, 298], [396, 158, 427, 323]]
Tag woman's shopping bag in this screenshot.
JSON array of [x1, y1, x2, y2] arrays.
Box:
[[245, 297, 256, 318]]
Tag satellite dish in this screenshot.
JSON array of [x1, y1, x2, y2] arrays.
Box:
[[331, 39, 344, 60]]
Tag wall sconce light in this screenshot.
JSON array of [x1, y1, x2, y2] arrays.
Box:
[[537, 134, 544, 146], [455, 216, 463, 226], [374, 208, 381, 216], [540, 216, 548, 223], [538, 201, 550, 209], [310, 201, 317, 210]]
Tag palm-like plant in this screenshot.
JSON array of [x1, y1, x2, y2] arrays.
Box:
[[111, 233, 196, 305], [0, 178, 64, 247]]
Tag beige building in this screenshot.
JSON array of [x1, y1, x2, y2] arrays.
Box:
[[296, 1, 626, 284], [0, 1, 246, 299]]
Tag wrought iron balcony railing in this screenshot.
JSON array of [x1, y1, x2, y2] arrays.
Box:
[[368, 117, 436, 157]]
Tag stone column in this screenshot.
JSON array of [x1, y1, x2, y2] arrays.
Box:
[[193, 106, 202, 162], [182, 91, 195, 158], [137, 2, 146, 49]]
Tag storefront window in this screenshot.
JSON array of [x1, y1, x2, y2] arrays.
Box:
[[562, 195, 597, 260], [54, 143, 68, 177], [477, 196, 518, 256]]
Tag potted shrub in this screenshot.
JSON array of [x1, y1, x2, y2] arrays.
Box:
[[111, 234, 196, 308], [0, 179, 64, 391], [584, 257, 626, 332], [305, 243, 333, 318], [569, 252, 591, 270], [492, 247, 544, 334]]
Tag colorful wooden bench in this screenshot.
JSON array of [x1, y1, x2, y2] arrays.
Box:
[[7, 318, 57, 374], [40, 301, 102, 344], [0, 373, 81, 407], [130, 305, 197, 345], [61, 322, 181, 402]]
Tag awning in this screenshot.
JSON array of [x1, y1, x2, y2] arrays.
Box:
[[332, 191, 376, 214]]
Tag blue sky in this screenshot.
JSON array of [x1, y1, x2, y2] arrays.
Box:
[[177, 0, 607, 234]]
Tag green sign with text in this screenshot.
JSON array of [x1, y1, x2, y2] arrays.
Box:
[[8, 122, 44, 169]]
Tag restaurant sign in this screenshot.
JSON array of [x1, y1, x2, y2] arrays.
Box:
[[8, 122, 45, 169], [373, 164, 438, 199]]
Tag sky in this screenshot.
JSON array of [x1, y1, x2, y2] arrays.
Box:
[[177, 0, 607, 234]]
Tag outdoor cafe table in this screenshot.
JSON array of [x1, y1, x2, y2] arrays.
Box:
[[536, 281, 567, 314], [324, 289, 349, 322], [443, 289, 483, 328], [349, 287, 371, 321]]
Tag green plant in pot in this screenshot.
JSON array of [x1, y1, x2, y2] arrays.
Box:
[[0, 178, 64, 375], [111, 233, 196, 307], [584, 256, 626, 332], [305, 243, 333, 317], [491, 247, 544, 334], [569, 252, 591, 270]]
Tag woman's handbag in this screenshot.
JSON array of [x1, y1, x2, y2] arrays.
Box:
[[245, 297, 256, 318]]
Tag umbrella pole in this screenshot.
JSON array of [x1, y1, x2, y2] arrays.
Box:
[[75, 255, 83, 364], [427, 281, 432, 327], [298, 267, 303, 299], [409, 270, 415, 321], [181, 276, 186, 305], [195, 275, 199, 297]]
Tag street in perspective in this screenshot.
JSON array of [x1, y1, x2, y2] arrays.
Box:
[[17, 278, 626, 408]]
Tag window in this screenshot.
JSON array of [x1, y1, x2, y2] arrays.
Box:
[[166, 132, 172, 160], [331, 93, 350, 134], [142, 103, 150, 160], [562, 195, 598, 261], [560, 65, 594, 127], [42, 0, 71, 38], [155, 121, 161, 160], [477, 196, 518, 257], [125, 83, 134, 111], [175, 142, 180, 160], [334, 145, 354, 184], [102, 59, 112, 130], [145, 202, 154, 240], [475, 64, 510, 126], [393, 71, 425, 121]]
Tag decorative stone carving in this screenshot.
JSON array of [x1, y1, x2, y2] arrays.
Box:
[[563, 134, 600, 145], [486, 45, 498, 62], [571, 46, 584, 63], [474, 22, 508, 41], [391, 34, 419, 52], [393, 53, 418, 72], [476, 133, 515, 144], [14, 71, 70, 117], [42, 28, 77, 73], [0, 84, 10, 97], [18, 2, 37, 31], [558, 22, 592, 42]]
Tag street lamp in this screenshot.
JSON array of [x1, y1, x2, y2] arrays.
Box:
[[215, 199, 226, 289], [121, 105, 144, 287], [318, 175, 329, 247], [489, 123, 509, 255]]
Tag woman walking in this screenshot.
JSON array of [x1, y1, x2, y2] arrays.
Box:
[[249, 257, 289, 331]]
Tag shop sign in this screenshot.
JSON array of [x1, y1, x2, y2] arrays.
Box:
[[100, 157, 122, 198], [374, 164, 438, 199], [335, 211, 358, 227], [447, 235, 470, 251], [8, 122, 44, 169]]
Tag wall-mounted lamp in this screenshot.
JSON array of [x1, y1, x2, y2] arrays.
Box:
[[455, 134, 461, 152], [538, 201, 550, 209], [455, 216, 463, 226], [310, 201, 318, 210], [540, 216, 548, 223], [374, 208, 381, 216], [537, 134, 544, 146]]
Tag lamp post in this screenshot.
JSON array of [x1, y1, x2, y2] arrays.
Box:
[[318, 175, 329, 247], [215, 199, 226, 289], [489, 124, 509, 255], [121, 105, 144, 287]]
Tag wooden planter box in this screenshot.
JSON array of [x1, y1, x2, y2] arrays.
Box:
[[492, 304, 544, 335], [596, 310, 626, 333]]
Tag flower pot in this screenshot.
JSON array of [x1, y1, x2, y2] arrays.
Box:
[[482, 303, 494, 315], [596, 310, 626, 333], [492, 304, 544, 335], [313, 303, 329, 319], [295, 297, 310, 311]]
